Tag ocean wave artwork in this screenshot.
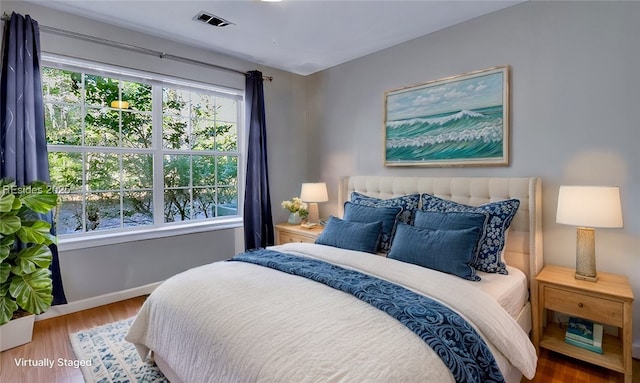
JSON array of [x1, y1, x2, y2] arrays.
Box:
[[384, 67, 509, 166]]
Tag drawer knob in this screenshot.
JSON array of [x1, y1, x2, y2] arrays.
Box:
[[577, 302, 584, 308]]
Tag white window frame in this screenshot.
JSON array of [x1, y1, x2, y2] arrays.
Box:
[[43, 55, 245, 251]]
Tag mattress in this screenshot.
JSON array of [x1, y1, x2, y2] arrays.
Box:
[[373, 252, 528, 320], [473, 265, 529, 319], [127, 242, 538, 383]]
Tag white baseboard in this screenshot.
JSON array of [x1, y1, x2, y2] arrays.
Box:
[[634, 340, 640, 360], [35, 282, 162, 321]]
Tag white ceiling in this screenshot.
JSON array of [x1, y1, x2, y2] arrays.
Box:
[[28, 0, 524, 76]]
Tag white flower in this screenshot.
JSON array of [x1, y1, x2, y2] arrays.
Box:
[[281, 197, 308, 214]]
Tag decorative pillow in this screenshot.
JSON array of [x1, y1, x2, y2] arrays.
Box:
[[413, 210, 489, 264], [387, 223, 481, 281], [343, 202, 401, 253], [420, 194, 520, 274], [315, 216, 382, 254], [350, 192, 419, 225]]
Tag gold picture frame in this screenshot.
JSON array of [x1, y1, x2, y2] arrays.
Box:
[[384, 66, 510, 167]]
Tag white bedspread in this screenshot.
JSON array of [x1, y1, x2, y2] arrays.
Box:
[[126, 243, 537, 382]]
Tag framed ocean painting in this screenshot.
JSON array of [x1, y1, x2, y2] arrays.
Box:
[[384, 66, 509, 167]]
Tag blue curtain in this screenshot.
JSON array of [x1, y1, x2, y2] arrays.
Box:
[[243, 71, 274, 250], [1, 12, 67, 305]]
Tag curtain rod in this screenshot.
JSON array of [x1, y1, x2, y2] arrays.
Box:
[[1, 14, 273, 82]]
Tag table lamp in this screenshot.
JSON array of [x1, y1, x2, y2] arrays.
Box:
[[556, 186, 623, 282], [300, 182, 328, 224]]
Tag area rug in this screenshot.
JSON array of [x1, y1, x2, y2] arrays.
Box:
[[70, 317, 168, 383]]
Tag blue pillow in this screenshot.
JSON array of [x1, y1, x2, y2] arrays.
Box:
[[315, 216, 382, 254], [420, 194, 520, 274], [413, 210, 489, 263], [350, 192, 419, 225], [343, 202, 401, 253], [387, 223, 481, 281]]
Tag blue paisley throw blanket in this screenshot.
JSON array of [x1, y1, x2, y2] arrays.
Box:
[[231, 249, 505, 383]]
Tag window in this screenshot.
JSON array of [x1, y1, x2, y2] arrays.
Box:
[[42, 59, 242, 237]]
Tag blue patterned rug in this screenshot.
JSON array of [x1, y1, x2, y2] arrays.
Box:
[[70, 317, 168, 383]]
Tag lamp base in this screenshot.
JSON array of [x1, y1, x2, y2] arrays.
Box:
[[307, 203, 320, 224], [575, 227, 598, 283], [574, 272, 598, 282]]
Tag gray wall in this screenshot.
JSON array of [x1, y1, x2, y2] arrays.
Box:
[[2, 1, 307, 302], [306, 1, 640, 346], [4, 0, 639, 351]]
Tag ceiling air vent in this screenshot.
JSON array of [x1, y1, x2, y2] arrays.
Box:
[[194, 11, 234, 28]]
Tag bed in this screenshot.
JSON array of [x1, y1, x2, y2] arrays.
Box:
[[126, 176, 542, 383]]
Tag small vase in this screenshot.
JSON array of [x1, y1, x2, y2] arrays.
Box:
[[288, 212, 302, 224]]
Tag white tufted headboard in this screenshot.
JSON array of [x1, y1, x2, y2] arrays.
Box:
[[338, 176, 543, 286]]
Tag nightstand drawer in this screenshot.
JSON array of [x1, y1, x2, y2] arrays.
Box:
[[544, 286, 624, 326], [279, 232, 315, 244]]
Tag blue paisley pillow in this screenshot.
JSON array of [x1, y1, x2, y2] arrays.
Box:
[[350, 192, 420, 225], [420, 194, 520, 274]]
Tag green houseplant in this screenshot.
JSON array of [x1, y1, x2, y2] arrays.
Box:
[[0, 178, 58, 326]]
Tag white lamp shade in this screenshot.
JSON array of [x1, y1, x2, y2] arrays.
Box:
[[556, 186, 623, 228], [300, 182, 328, 203]]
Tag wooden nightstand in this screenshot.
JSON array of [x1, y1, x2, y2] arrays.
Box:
[[533, 265, 634, 383], [275, 223, 324, 245]]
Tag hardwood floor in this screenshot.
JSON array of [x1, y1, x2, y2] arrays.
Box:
[[1, 296, 146, 383], [1, 295, 638, 382], [524, 350, 640, 383]]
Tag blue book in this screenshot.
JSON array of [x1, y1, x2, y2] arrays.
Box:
[[565, 317, 603, 348]]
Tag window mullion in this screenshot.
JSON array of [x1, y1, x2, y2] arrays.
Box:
[[236, 99, 245, 219], [118, 83, 125, 229], [152, 86, 165, 226], [80, 75, 87, 233]]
